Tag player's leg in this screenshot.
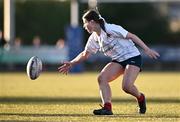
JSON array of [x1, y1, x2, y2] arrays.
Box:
[[98, 62, 124, 104], [93, 62, 124, 115], [122, 65, 141, 97], [122, 65, 146, 114]]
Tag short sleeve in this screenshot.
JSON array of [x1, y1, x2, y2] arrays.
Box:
[[106, 23, 128, 38], [85, 33, 100, 54]]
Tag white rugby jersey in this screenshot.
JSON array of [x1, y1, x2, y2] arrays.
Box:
[[85, 23, 141, 62]]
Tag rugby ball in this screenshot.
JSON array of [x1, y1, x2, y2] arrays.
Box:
[[26, 56, 42, 80]]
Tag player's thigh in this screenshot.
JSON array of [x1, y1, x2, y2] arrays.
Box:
[[99, 62, 124, 82], [122, 65, 140, 86]]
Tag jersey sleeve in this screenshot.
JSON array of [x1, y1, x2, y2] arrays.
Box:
[[106, 23, 128, 38], [85, 33, 100, 54]]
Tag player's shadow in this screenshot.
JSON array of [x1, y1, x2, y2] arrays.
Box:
[[0, 113, 91, 117], [0, 113, 179, 119], [0, 97, 179, 104]]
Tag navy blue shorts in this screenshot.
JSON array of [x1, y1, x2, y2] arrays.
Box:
[[112, 55, 142, 70]]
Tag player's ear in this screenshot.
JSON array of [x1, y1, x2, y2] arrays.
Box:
[[90, 20, 95, 24], [90, 20, 94, 23]]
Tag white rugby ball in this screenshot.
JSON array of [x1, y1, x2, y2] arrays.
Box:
[[26, 56, 42, 80]]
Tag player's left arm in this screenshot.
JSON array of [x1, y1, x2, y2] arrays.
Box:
[[126, 32, 160, 59]]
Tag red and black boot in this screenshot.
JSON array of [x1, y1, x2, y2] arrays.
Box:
[[93, 102, 113, 115], [137, 93, 146, 114]]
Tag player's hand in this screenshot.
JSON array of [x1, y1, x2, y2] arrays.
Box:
[[58, 61, 72, 75], [144, 48, 160, 59]]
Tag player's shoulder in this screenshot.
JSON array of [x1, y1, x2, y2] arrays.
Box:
[[105, 23, 123, 32], [105, 22, 128, 36], [105, 23, 122, 29]]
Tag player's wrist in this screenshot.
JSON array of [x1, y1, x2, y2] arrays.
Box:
[[69, 61, 74, 67], [143, 47, 150, 52]]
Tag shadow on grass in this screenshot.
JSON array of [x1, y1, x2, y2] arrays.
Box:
[[0, 97, 179, 104], [0, 113, 179, 119], [0, 120, 44, 122]]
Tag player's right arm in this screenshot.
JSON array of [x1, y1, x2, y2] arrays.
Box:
[[58, 50, 91, 74], [70, 50, 91, 66], [58, 33, 99, 74]]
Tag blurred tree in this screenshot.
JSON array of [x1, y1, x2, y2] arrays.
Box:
[[15, 0, 70, 45], [80, 3, 170, 45], [0, 1, 177, 45], [0, 0, 3, 31]]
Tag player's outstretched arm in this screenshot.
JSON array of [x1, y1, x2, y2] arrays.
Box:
[[126, 32, 160, 59], [58, 50, 91, 74]]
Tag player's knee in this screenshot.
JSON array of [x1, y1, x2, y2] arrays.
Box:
[[97, 74, 106, 84], [122, 86, 130, 93], [122, 82, 131, 93]]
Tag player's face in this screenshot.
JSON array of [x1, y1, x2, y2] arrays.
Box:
[[83, 19, 93, 33]]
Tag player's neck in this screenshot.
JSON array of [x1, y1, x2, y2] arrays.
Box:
[[94, 25, 101, 36]]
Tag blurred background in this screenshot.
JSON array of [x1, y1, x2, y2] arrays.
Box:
[[1, 2, 180, 121], [0, 0, 180, 72]]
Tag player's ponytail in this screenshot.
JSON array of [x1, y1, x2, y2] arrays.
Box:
[[98, 17, 110, 37]]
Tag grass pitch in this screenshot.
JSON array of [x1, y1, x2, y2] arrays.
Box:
[[0, 72, 180, 122]]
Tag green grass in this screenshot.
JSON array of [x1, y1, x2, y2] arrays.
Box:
[[0, 72, 180, 122]]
